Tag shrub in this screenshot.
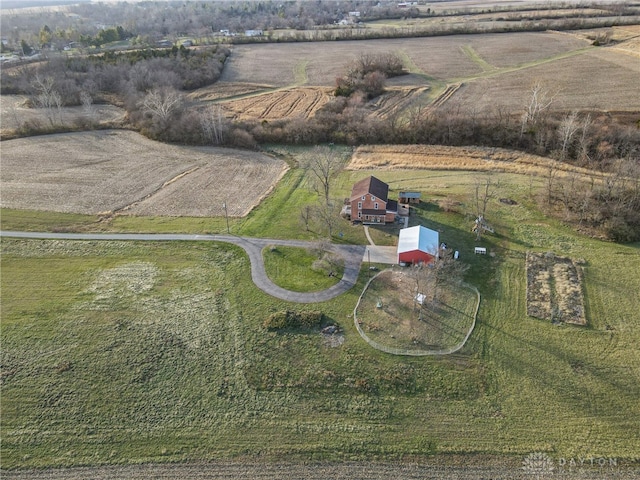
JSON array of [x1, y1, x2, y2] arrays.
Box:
[[263, 310, 324, 330]]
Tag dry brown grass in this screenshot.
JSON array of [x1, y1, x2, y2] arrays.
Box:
[[220, 32, 590, 88], [186, 82, 273, 102], [460, 31, 590, 69], [348, 144, 607, 179], [0, 95, 126, 134], [220, 87, 332, 121], [0, 130, 286, 217]]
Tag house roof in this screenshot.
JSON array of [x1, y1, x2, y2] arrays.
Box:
[[386, 199, 398, 212], [397, 225, 439, 255], [399, 191, 421, 199], [350, 176, 389, 202]]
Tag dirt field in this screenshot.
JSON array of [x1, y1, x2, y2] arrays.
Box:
[[187, 82, 273, 102], [220, 86, 332, 121], [448, 47, 640, 113], [3, 459, 637, 479], [0, 130, 286, 217], [220, 32, 588, 87]]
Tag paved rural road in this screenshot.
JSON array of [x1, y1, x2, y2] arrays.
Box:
[[0, 231, 366, 303]]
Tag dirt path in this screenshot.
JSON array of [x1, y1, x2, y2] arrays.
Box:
[[3, 460, 637, 479], [0, 231, 365, 303]]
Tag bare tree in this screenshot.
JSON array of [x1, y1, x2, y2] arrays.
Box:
[[31, 74, 62, 126], [521, 81, 555, 137], [200, 105, 228, 145], [80, 90, 95, 123], [141, 87, 183, 130], [546, 161, 560, 206], [312, 200, 340, 239], [305, 145, 345, 205], [299, 204, 312, 232], [408, 249, 469, 310], [577, 113, 592, 165], [558, 110, 579, 160], [472, 174, 498, 240]]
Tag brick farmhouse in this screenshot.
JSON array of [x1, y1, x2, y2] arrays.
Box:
[[347, 176, 398, 224]]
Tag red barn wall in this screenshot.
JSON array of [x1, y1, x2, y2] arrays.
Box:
[[398, 250, 435, 265]]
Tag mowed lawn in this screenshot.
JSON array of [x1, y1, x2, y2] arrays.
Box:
[[2, 167, 639, 469]]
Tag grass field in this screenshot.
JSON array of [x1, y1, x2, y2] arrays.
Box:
[[262, 245, 342, 292], [2, 164, 639, 470]]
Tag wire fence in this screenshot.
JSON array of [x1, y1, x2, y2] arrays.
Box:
[[353, 268, 480, 356]]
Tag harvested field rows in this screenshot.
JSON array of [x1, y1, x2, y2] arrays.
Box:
[[526, 252, 586, 325], [369, 86, 431, 119], [348, 144, 606, 178], [221, 87, 332, 121], [186, 82, 273, 102], [0, 130, 286, 217]]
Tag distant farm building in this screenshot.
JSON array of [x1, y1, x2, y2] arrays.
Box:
[[397, 225, 439, 265], [245, 30, 263, 37], [398, 191, 421, 204], [347, 176, 397, 224]]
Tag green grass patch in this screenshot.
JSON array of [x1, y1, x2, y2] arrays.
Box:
[[262, 245, 342, 292]]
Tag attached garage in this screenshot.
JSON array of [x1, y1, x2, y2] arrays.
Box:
[[397, 225, 439, 265]]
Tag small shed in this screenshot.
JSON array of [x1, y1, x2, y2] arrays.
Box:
[[398, 191, 421, 204], [397, 225, 439, 265]]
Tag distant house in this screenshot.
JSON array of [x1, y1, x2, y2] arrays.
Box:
[[398, 191, 421, 204], [397, 225, 439, 265], [244, 30, 263, 37], [348, 175, 397, 224], [157, 39, 172, 47]]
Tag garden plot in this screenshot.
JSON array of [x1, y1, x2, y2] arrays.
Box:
[[0, 130, 286, 217], [526, 252, 586, 325]]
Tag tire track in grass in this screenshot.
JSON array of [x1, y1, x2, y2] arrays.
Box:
[[110, 166, 202, 216], [305, 90, 325, 118], [281, 90, 306, 118], [460, 44, 495, 73], [259, 91, 287, 118]]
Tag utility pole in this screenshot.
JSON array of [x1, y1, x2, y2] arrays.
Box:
[[222, 201, 230, 233]]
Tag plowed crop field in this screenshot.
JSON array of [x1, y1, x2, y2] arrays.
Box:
[[221, 87, 332, 121], [0, 130, 286, 217]]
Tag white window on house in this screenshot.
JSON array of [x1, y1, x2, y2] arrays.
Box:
[[362, 196, 365, 201], [374, 202, 378, 210], [358, 211, 362, 218], [371, 196, 375, 201], [357, 202, 362, 209]]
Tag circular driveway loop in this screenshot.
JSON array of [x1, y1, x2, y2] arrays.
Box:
[[0, 231, 366, 303]]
